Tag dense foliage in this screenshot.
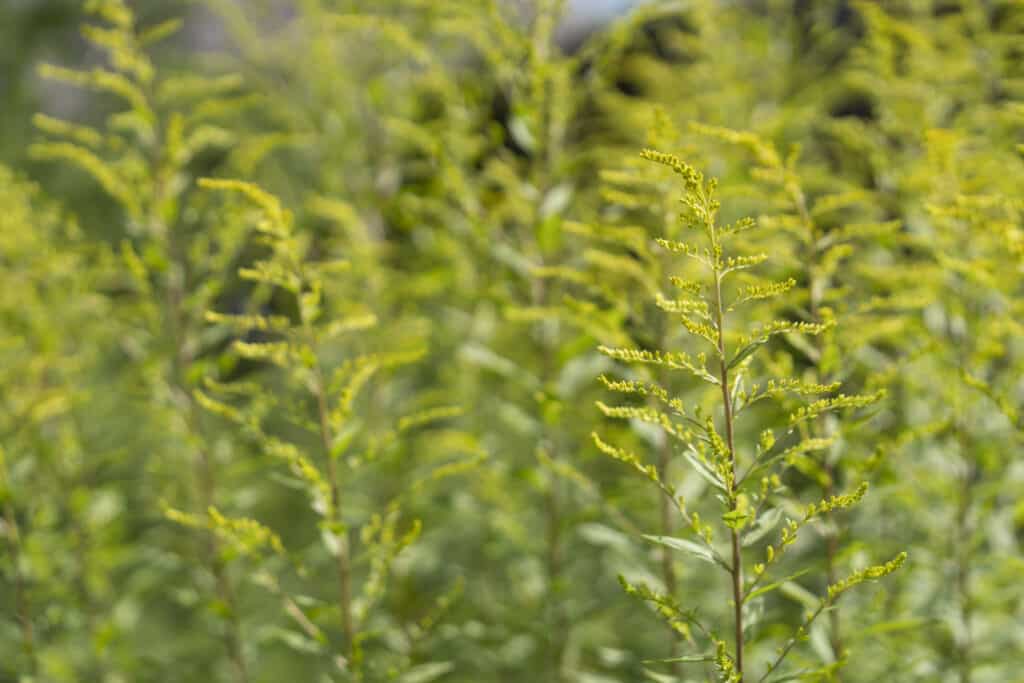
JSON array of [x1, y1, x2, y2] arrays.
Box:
[[1, 1, 1021, 682]]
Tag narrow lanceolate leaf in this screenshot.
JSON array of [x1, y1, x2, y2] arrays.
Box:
[[745, 569, 813, 603], [742, 508, 783, 547], [642, 535, 728, 569], [680, 446, 727, 491], [728, 338, 768, 370], [645, 654, 716, 664]]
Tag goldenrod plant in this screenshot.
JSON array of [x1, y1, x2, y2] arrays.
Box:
[[0, 166, 120, 681], [195, 178, 479, 681], [809, 4, 1024, 680], [29, 1, 261, 679], [593, 150, 905, 682], [686, 122, 937, 676], [276, 2, 684, 678]]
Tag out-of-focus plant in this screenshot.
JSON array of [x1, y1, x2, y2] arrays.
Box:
[[0, 166, 121, 682], [195, 178, 481, 681], [29, 1, 262, 679]]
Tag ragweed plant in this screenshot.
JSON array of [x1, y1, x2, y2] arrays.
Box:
[[593, 150, 905, 682]]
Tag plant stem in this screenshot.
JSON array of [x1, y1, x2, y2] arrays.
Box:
[[794, 182, 844, 674], [650, 312, 683, 675], [955, 432, 973, 683], [714, 268, 744, 680], [823, 468, 843, 661], [2, 499, 36, 676], [313, 360, 356, 662], [532, 270, 566, 680], [145, 73, 250, 677], [951, 303, 972, 683], [658, 438, 682, 675], [165, 226, 250, 683], [544, 464, 565, 679], [529, 12, 566, 664]]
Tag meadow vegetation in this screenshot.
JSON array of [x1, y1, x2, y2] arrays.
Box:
[[1, 1, 1022, 682]]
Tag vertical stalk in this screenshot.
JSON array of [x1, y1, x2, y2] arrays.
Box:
[[793, 184, 844, 673], [544, 455, 565, 679], [142, 52, 249, 674], [61, 404, 107, 678], [164, 211, 250, 683], [658, 439, 682, 676], [954, 453, 973, 683], [532, 267, 566, 680], [953, 407, 973, 683], [654, 311, 682, 674], [2, 499, 36, 676], [823, 468, 842, 662], [530, 9, 566, 674], [951, 300, 972, 683], [713, 266, 744, 680], [312, 358, 356, 662]]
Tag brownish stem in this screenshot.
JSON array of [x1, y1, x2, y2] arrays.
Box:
[[313, 364, 356, 661], [534, 274, 566, 679], [801, 193, 844, 675], [190, 397, 251, 683], [545, 472, 565, 678], [167, 252, 250, 683], [823, 466, 843, 670], [714, 270, 744, 680], [3, 501, 36, 674], [955, 447, 973, 683], [658, 440, 683, 674]]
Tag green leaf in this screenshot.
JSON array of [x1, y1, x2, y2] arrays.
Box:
[[398, 662, 455, 683], [728, 338, 767, 370], [780, 581, 821, 610], [644, 653, 715, 664], [765, 670, 817, 682], [680, 447, 727, 491], [742, 507, 782, 547], [746, 569, 812, 603], [722, 508, 749, 530], [642, 534, 723, 568]]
